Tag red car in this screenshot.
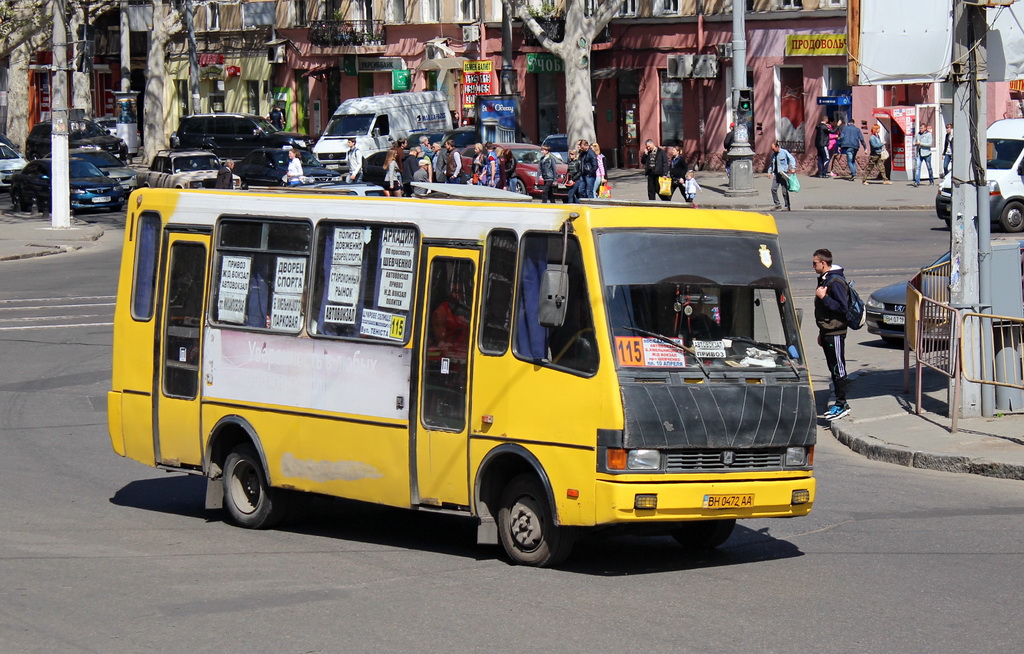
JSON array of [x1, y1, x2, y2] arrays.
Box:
[[461, 143, 569, 200]]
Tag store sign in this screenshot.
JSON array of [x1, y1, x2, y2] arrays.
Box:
[[462, 60, 496, 110], [198, 53, 225, 66], [526, 53, 564, 74], [392, 69, 411, 91], [785, 34, 846, 56], [816, 95, 851, 106], [358, 57, 406, 73]]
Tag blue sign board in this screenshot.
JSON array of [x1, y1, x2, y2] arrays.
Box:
[[817, 96, 852, 106]]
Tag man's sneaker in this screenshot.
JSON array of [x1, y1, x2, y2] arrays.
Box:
[[824, 404, 851, 421]]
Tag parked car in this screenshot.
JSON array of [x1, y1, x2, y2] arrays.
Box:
[[461, 143, 569, 200], [866, 252, 950, 345], [25, 119, 128, 162], [0, 133, 20, 153], [10, 158, 126, 213], [234, 148, 342, 187], [0, 141, 28, 190], [171, 113, 311, 158], [137, 150, 232, 189], [68, 147, 136, 190], [95, 117, 118, 137], [305, 182, 387, 196], [541, 133, 569, 163], [441, 126, 478, 150]]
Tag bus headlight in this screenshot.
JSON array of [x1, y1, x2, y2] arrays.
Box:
[[785, 446, 807, 466], [627, 449, 661, 470]]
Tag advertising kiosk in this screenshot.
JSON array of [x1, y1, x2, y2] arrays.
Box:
[[113, 91, 140, 156]]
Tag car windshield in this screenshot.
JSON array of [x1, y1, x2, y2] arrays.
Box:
[[515, 149, 540, 163], [987, 139, 1024, 170], [597, 231, 803, 371], [69, 121, 106, 138], [252, 117, 278, 133], [0, 144, 19, 159], [69, 160, 106, 178], [173, 156, 219, 172], [323, 114, 374, 137], [543, 135, 567, 150], [71, 150, 121, 167]]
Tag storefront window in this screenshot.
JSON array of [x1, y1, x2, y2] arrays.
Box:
[[537, 74, 560, 140], [659, 70, 683, 147], [778, 66, 805, 153]]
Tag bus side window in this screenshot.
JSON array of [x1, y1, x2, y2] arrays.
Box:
[[131, 212, 162, 321], [478, 229, 518, 356], [513, 233, 598, 375]]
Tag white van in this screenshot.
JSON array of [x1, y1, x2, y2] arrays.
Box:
[[313, 91, 452, 172], [936, 118, 1024, 232]]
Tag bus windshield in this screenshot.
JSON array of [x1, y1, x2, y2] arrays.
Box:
[[323, 114, 374, 137], [597, 230, 803, 370]]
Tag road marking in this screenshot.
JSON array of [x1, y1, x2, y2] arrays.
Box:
[[0, 322, 113, 332], [0, 295, 116, 304]]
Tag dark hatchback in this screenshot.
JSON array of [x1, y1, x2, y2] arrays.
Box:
[[234, 148, 342, 187], [10, 158, 126, 213], [25, 120, 128, 162], [866, 252, 950, 345]]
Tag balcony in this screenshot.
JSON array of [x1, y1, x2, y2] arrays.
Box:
[[522, 19, 611, 47], [308, 20, 385, 48]]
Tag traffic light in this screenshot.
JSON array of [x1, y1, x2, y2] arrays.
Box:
[[737, 89, 753, 115]]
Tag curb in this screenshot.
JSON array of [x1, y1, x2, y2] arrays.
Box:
[[829, 420, 1024, 481]]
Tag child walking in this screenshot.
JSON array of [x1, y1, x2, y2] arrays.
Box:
[[683, 170, 701, 208]]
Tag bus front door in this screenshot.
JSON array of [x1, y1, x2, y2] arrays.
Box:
[[155, 235, 209, 467], [415, 249, 479, 508]]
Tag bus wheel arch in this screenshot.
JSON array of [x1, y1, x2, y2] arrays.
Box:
[[204, 417, 289, 529]]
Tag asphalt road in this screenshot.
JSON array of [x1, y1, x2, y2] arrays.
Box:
[[1, 207, 1022, 653]]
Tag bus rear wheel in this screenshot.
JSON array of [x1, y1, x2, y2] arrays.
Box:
[[497, 474, 575, 567], [671, 519, 736, 552], [223, 444, 290, 529]]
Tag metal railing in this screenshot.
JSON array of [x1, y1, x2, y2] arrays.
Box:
[[308, 20, 386, 47], [960, 312, 1024, 392]]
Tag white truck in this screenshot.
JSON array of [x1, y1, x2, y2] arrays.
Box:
[[313, 91, 452, 172]]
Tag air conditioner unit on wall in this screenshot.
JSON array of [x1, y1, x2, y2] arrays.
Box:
[[666, 54, 693, 79], [268, 43, 286, 64], [462, 25, 480, 42], [716, 43, 733, 59], [692, 54, 719, 79]]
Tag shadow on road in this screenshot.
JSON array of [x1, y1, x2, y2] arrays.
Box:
[[111, 475, 805, 574]]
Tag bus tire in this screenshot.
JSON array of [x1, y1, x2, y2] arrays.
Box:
[[497, 474, 575, 567], [671, 519, 736, 552], [223, 444, 289, 529]]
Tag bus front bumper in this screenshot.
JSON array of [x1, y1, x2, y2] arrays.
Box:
[[592, 476, 815, 524]]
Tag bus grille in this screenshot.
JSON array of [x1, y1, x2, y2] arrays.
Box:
[[665, 450, 785, 472]]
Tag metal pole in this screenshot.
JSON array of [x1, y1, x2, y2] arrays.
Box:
[[725, 0, 756, 196], [50, 0, 71, 229], [119, 0, 130, 93], [184, 0, 201, 114], [500, 3, 516, 95]]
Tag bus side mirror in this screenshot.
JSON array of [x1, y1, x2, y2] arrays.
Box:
[[538, 265, 569, 328]]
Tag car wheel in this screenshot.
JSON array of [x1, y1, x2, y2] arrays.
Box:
[[999, 201, 1024, 233]]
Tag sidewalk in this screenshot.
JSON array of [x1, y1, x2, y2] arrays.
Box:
[[0, 213, 105, 261], [604, 167, 940, 211]]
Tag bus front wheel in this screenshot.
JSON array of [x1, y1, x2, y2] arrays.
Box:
[[497, 474, 575, 567], [671, 519, 736, 552], [223, 444, 289, 529]]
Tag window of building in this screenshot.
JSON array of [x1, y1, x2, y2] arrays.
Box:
[[247, 81, 260, 116], [583, 0, 596, 16], [660, 71, 684, 146], [618, 0, 637, 17], [206, 3, 220, 31], [309, 222, 420, 344], [294, 0, 307, 26], [822, 0, 846, 7], [422, 0, 441, 22], [176, 79, 189, 118], [479, 229, 518, 355], [385, 0, 405, 23], [457, 0, 478, 21], [654, 0, 680, 16], [513, 232, 598, 376], [211, 219, 312, 334], [779, 0, 803, 9], [353, 0, 372, 21], [536, 73, 561, 140]]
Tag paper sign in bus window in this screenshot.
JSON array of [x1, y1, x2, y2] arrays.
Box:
[[377, 269, 414, 311], [217, 255, 251, 324], [323, 304, 357, 324], [615, 336, 687, 367], [328, 264, 361, 305], [693, 339, 727, 358], [333, 227, 368, 266], [377, 227, 416, 312], [270, 294, 302, 331], [274, 257, 306, 296], [360, 308, 402, 340]]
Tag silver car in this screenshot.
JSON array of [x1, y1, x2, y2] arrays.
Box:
[[0, 142, 28, 190]]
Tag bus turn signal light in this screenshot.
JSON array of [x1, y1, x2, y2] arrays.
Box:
[[607, 448, 627, 470], [791, 489, 810, 505]]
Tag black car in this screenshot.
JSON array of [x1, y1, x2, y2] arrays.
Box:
[[25, 120, 128, 162], [10, 158, 126, 213], [171, 114, 311, 158], [234, 148, 342, 187]]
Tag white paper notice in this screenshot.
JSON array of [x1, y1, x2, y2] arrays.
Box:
[[377, 227, 416, 311], [217, 255, 251, 324], [360, 308, 399, 340], [333, 227, 367, 266], [270, 294, 302, 331], [274, 257, 306, 296], [328, 264, 361, 305]]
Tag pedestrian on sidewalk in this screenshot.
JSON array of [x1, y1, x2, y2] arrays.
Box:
[[942, 123, 953, 176], [827, 118, 843, 177], [838, 121, 866, 180], [682, 170, 701, 208], [538, 144, 557, 203], [579, 140, 598, 198], [666, 144, 688, 200], [402, 145, 422, 196], [723, 123, 735, 177], [861, 124, 892, 184], [814, 115, 831, 178], [445, 139, 464, 183], [767, 141, 796, 211], [813, 248, 851, 421], [215, 158, 234, 189], [565, 149, 583, 203], [643, 139, 669, 201], [913, 124, 934, 187]]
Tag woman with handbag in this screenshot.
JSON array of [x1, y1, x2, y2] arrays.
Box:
[[861, 124, 892, 185]]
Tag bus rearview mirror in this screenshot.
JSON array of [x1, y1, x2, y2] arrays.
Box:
[[539, 265, 569, 328]]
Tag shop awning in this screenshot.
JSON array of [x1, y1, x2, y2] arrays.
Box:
[[592, 67, 639, 80], [417, 57, 468, 72]]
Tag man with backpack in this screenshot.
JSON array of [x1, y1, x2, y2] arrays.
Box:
[[813, 248, 854, 421]]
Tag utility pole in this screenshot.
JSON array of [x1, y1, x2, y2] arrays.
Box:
[[184, 0, 201, 114], [120, 0, 130, 93], [949, 0, 990, 418], [50, 0, 71, 229], [500, 2, 516, 95], [725, 0, 756, 197]]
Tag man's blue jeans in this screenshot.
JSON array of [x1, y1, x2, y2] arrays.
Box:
[[843, 147, 858, 177], [915, 154, 933, 185]]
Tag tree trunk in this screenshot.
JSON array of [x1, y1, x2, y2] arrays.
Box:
[[141, 0, 181, 163], [70, 12, 93, 118]]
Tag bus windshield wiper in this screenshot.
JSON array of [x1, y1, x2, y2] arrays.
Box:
[[619, 326, 709, 378], [727, 336, 801, 378]]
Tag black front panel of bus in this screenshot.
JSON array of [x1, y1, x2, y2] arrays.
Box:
[[618, 381, 816, 449]]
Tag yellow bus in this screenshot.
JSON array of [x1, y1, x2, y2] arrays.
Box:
[[108, 187, 815, 567]]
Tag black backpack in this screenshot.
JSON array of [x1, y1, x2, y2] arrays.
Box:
[[832, 277, 866, 330]]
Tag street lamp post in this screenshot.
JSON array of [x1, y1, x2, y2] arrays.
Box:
[[725, 0, 756, 197]]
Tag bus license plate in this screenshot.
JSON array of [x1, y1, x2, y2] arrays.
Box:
[[883, 315, 905, 325], [703, 493, 754, 509]]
